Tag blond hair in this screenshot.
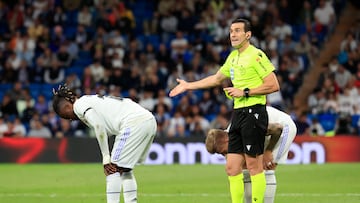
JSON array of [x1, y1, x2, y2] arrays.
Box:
[[205, 129, 228, 154]]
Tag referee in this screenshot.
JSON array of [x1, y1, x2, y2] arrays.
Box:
[[169, 18, 280, 203]]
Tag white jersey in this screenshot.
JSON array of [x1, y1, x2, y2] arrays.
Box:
[[265, 106, 297, 164], [74, 95, 154, 135], [73, 95, 156, 166]]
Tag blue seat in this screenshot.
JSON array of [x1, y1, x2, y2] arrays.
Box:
[[0, 83, 13, 91], [78, 50, 91, 58], [66, 66, 84, 78], [63, 25, 77, 40], [351, 114, 360, 128], [318, 113, 337, 132], [73, 58, 92, 66]]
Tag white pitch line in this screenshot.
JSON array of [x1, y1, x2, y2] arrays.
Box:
[[0, 193, 360, 198]]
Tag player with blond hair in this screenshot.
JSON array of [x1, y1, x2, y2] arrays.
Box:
[[206, 106, 297, 203]]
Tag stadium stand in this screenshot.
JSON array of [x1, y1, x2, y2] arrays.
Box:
[[0, 0, 359, 138]]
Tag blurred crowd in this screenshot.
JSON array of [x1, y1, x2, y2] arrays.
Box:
[[0, 0, 356, 138]]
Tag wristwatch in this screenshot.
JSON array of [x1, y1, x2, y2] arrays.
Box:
[[243, 88, 250, 98]]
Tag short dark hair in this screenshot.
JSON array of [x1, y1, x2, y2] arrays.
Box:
[[231, 18, 251, 32], [52, 84, 76, 114]]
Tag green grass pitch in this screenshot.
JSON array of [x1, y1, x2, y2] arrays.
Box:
[[0, 163, 359, 203]]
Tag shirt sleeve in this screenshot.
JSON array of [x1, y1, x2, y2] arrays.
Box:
[[253, 50, 275, 79], [83, 108, 111, 165], [73, 98, 111, 165]]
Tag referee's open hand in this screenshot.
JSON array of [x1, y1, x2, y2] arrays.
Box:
[[169, 78, 188, 97]]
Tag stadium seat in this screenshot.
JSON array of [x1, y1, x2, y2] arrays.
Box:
[[318, 113, 337, 132], [351, 114, 360, 128]]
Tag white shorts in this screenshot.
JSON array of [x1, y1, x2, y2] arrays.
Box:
[[265, 121, 297, 164], [111, 117, 157, 169]]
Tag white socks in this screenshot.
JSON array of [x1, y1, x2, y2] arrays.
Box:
[[243, 170, 277, 203], [106, 171, 138, 203], [243, 170, 252, 203], [264, 170, 276, 203], [122, 171, 138, 203], [106, 172, 122, 203]]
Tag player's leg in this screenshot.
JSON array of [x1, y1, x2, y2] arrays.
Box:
[[243, 170, 277, 203], [106, 172, 122, 203], [111, 118, 157, 203], [264, 170, 276, 203], [246, 154, 266, 203], [227, 111, 246, 203], [122, 170, 137, 203], [243, 170, 252, 203], [243, 105, 268, 203], [226, 153, 245, 203]]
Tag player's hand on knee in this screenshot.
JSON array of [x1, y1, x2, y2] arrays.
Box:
[[104, 163, 118, 176], [264, 161, 276, 170]]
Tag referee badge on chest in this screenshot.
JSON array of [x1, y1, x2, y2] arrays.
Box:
[[230, 67, 234, 80]]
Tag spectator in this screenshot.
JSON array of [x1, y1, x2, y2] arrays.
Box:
[[308, 88, 326, 115], [55, 119, 75, 138], [34, 94, 49, 115], [43, 60, 65, 84], [82, 67, 96, 90], [17, 60, 32, 84], [337, 87, 354, 116], [77, 5, 92, 27], [27, 17, 46, 40], [6, 81, 23, 101], [170, 31, 189, 59], [294, 112, 310, 135], [0, 117, 8, 138], [334, 64, 352, 89], [6, 117, 26, 137], [37, 48, 56, 69], [340, 32, 358, 52], [309, 117, 326, 136], [21, 99, 37, 123], [154, 103, 171, 137], [297, 0, 313, 25], [138, 90, 156, 112], [87, 58, 105, 83], [198, 90, 217, 116], [27, 118, 52, 138], [167, 110, 187, 137], [115, 2, 136, 34], [155, 89, 173, 111], [160, 11, 178, 42], [0, 94, 18, 119], [56, 44, 73, 68], [273, 18, 292, 42], [334, 113, 354, 135], [75, 25, 91, 50], [51, 6, 67, 26], [187, 105, 210, 136], [323, 92, 339, 114], [313, 0, 335, 36], [16, 88, 35, 118], [65, 73, 82, 95]]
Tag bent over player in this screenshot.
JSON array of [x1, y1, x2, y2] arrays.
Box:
[[206, 106, 297, 203], [52, 85, 157, 203]]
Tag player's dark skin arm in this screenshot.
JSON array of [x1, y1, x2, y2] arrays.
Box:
[[266, 123, 283, 151], [264, 123, 283, 170], [104, 163, 118, 176]]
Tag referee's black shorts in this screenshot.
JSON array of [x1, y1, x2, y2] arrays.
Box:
[[228, 104, 268, 156]]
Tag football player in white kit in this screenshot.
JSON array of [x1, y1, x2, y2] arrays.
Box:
[[52, 85, 157, 203], [205, 106, 297, 203]]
